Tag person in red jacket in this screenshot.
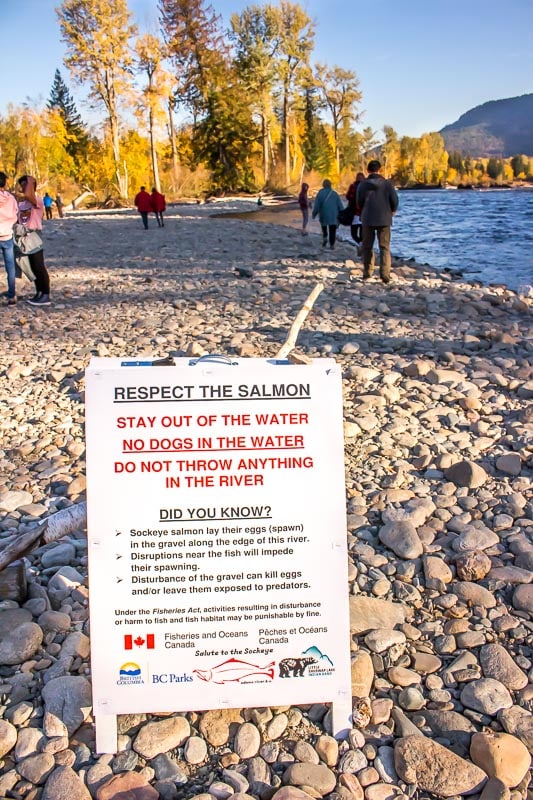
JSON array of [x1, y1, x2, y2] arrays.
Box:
[[150, 188, 166, 227], [134, 186, 152, 229], [346, 171, 365, 243]]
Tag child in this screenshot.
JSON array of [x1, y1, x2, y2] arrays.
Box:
[[298, 183, 311, 235]]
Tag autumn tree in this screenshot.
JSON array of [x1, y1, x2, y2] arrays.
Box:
[[160, 0, 257, 191], [418, 132, 448, 184], [231, 4, 281, 185], [135, 33, 170, 192], [314, 64, 361, 172], [276, 2, 315, 186], [0, 106, 42, 179], [0, 104, 76, 187], [381, 126, 401, 178], [57, 0, 137, 197]]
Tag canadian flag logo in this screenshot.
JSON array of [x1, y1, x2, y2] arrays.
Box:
[[124, 634, 155, 650]]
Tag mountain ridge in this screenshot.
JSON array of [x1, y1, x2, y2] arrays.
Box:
[[439, 93, 533, 157]]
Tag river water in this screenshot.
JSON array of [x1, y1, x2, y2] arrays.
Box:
[[382, 188, 533, 292], [214, 188, 533, 292]]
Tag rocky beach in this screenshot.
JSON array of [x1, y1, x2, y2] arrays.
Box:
[[0, 202, 532, 800]]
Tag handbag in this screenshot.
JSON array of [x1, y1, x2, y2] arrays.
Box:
[[338, 206, 355, 226], [13, 223, 43, 255], [15, 252, 36, 282]]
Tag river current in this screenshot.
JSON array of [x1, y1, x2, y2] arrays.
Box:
[[387, 188, 533, 292]]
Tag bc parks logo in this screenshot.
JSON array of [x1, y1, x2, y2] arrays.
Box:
[[152, 672, 193, 684], [117, 662, 144, 685]]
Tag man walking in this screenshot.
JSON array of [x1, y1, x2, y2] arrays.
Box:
[[0, 172, 18, 305], [134, 186, 152, 229], [43, 192, 54, 220], [356, 160, 399, 283]]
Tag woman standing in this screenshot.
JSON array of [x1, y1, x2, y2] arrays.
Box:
[[297, 182, 311, 235], [312, 179, 343, 249], [16, 175, 51, 306]]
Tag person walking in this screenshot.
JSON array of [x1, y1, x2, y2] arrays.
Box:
[[150, 187, 166, 227], [312, 179, 343, 249], [55, 193, 64, 218], [43, 192, 54, 220], [134, 186, 152, 229], [0, 172, 18, 305], [346, 171, 365, 244], [297, 182, 311, 235], [16, 175, 51, 306], [356, 160, 399, 283]]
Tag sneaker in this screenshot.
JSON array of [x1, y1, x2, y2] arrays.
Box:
[[27, 293, 51, 306], [7, 296, 17, 305]]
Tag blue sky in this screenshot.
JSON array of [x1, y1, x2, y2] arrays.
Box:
[[1, 0, 531, 138]]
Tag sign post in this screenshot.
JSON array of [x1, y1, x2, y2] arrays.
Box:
[[85, 356, 352, 752]]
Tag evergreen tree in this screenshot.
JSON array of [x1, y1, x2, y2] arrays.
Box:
[[300, 88, 333, 173], [448, 150, 464, 171], [487, 157, 503, 179], [510, 154, 528, 178], [47, 69, 88, 160]]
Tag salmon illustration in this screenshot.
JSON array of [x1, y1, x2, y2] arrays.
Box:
[[193, 658, 275, 684]]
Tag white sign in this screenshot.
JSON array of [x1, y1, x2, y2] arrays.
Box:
[[85, 356, 351, 751]]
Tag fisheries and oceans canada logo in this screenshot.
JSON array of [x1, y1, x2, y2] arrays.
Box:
[[117, 662, 144, 685], [279, 646, 335, 678], [124, 633, 155, 650]]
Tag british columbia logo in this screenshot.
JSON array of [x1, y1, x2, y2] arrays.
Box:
[[117, 662, 144, 685]]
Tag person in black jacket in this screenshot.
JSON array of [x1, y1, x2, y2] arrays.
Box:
[[356, 160, 399, 283]]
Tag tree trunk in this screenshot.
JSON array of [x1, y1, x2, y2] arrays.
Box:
[[283, 82, 290, 187], [149, 108, 161, 192], [261, 112, 270, 185], [109, 110, 127, 199], [168, 100, 179, 193]]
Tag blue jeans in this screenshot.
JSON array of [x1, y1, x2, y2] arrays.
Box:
[[0, 237, 16, 298]]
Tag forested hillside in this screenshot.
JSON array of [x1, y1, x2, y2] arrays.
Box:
[[440, 94, 533, 157]]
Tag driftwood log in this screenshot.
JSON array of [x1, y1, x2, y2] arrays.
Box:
[[0, 503, 87, 574], [275, 282, 324, 359], [0, 281, 324, 577]]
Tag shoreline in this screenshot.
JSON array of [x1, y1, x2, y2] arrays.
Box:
[[209, 202, 498, 289], [0, 207, 532, 799]]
